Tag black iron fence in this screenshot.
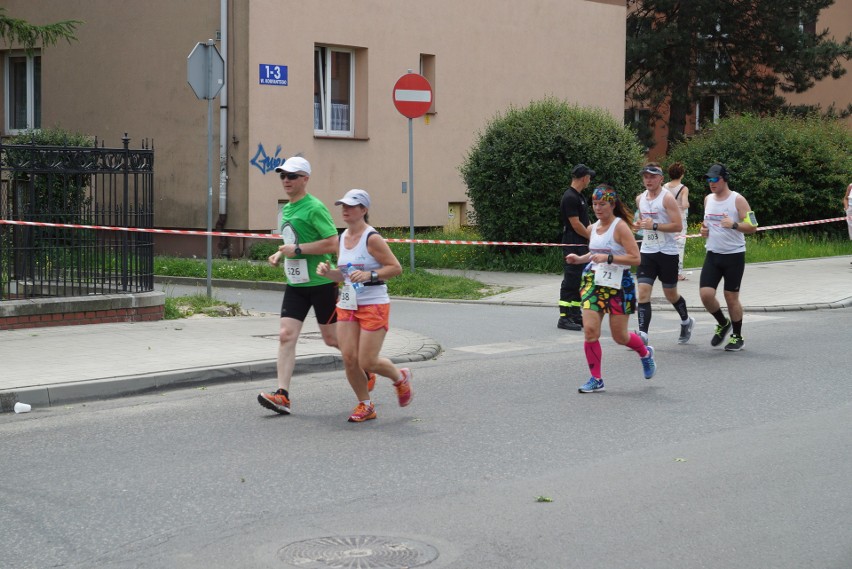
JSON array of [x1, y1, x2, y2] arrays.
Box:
[[0, 134, 154, 300]]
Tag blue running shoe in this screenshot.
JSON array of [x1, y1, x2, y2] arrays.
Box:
[[641, 346, 657, 379], [578, 377, 605, 393]]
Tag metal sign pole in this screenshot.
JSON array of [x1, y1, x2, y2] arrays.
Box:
[[408, 117, 415, 272], [206, 40, 214, 298], [187, 39, 224, 298]]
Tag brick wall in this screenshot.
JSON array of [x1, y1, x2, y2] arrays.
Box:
[[0, 292, 165, 331]]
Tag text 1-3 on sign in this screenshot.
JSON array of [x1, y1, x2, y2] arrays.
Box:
[[260, 64, 288, 86], [392, 73, 432, 118]]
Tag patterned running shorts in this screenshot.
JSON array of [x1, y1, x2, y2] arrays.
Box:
[[580, 269, 637, 314]]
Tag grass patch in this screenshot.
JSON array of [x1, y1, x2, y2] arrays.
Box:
[[387, 269, 509, 299], [156, 257, 285, 282], [163, 294, 243, 320], [384, 226, 564, 273]]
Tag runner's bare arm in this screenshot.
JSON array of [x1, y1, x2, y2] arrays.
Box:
[[613, 221, 641, 266]]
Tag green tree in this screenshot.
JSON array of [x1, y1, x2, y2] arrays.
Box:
[[460, 98, 644, 246], [0, 7, 81, 52], [626, 0, 852, 149], [666, 114, 852, 234]]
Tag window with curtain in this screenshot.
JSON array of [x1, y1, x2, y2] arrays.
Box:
[[314, 46, 354, 136]]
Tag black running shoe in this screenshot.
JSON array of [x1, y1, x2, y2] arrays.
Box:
[[711, 319, 731, 347], [724, 334, 744, 352]]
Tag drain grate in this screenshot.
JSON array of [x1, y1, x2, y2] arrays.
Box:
[[278, 535, 438, 568]]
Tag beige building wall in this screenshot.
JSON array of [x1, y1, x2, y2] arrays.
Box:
[[782, 1, 852, 123], [2, 1, 626, 255]]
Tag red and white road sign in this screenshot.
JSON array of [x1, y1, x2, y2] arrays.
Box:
[[392, 73, 433, 118]]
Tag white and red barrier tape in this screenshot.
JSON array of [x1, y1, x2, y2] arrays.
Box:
[[0, 216, 848, 247]]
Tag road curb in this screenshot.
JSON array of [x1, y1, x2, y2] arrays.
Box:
[[0, 338, 442, 411]]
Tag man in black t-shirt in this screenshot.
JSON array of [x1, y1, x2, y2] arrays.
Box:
[[558, 164, 594, 330]]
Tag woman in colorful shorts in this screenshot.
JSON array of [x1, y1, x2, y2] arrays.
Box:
[[317, 189, 411, 422], [565, 184, 657, 393]]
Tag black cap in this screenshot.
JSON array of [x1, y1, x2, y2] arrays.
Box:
[[571, 164, 596, 178], [705, 164, 729, 180]]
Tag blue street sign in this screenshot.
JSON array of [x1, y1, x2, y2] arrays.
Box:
[[259, 64, 288, 86]]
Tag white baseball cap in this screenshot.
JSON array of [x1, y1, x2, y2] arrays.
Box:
[[274, 156, 311, 175], [335, 189, 371, 208]]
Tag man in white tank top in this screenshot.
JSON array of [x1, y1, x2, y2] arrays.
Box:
[[634, 163, 695, 345], [698, 164, 758, 352]]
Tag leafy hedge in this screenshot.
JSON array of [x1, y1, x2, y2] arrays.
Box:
[[460, 98, 645, 245], [666, 114, 852, 234]]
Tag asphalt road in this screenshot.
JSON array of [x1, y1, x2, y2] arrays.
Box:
[[1, 294, 850, 569]]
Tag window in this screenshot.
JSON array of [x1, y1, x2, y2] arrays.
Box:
[[314, 46, 354, 136], [695, 95, 727, 130], [4, 51, 41, 133]]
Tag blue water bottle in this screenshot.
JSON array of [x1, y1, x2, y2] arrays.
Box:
[[346, 263, 363, 290]]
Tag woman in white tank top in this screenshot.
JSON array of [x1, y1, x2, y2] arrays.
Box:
[[564, 185, 657, 394], [317, 189, 412, 423], [664, 162, 690, 279]]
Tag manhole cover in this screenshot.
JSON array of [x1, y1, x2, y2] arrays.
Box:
[[278, 535, 438, 568]]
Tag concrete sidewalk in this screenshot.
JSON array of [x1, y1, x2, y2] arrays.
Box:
[[1, 256, 850, 411], [432, 256, 852, 312]]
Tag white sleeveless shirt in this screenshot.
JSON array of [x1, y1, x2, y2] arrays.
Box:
[[587, 217, 628, 270], [704, 191, 746, 254], [638, 188, 679, 255], [337, 225, 389, 305]]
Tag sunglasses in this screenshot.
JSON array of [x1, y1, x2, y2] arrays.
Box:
[[705, 176, 721, 183], [279, 172, 304, 180]]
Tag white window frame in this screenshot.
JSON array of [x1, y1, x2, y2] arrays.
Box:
[[695, 95, 722, 131], [314, 46, 355, 137], [4, 50, 41, 134]]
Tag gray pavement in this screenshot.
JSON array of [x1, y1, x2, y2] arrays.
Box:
[[1, 256, 850, 411]]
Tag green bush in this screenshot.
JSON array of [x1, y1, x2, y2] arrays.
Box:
[[460, 98, 645, 245], [666, 114, 852, 235], [248, 240, 279, 260]]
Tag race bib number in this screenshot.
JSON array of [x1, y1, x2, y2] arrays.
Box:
[[284, 258, 309, 284], [338, 284, 358, 310], [594, 264, 624, 289], [643, 230, 659, 242]]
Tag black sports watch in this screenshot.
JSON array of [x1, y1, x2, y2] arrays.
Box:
[[294, 246, 302, 255], [652, 222, 658, 231]]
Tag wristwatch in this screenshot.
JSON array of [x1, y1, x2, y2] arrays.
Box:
[[731, 222, 739, 231], [294, 246, 302, 255], [370, 271, 378, 283], [652, 223, 658, 231]]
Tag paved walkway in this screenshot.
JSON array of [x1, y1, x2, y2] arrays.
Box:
[[1, 256, 850, 411]]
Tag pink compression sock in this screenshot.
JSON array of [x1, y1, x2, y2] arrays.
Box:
[[584, 341, 602, 379], [626, 333, 649, 357]]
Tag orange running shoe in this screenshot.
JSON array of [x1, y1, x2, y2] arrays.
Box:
[[366, 371, 377, 392], [394, 368, 413, 407], [348, 402, 376, 422], [257, 389, 290, 415]]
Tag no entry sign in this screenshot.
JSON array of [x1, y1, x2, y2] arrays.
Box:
[[393, 73, 433, 119]]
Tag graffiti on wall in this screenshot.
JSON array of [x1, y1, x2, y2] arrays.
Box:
[[250, 143, 286, 174]]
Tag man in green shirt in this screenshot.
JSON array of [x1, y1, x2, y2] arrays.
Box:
[[257, 157, 341, 415]]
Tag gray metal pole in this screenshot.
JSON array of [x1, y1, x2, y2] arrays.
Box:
[[206, 41, 214, 297], [408, 117, 415, 272]]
